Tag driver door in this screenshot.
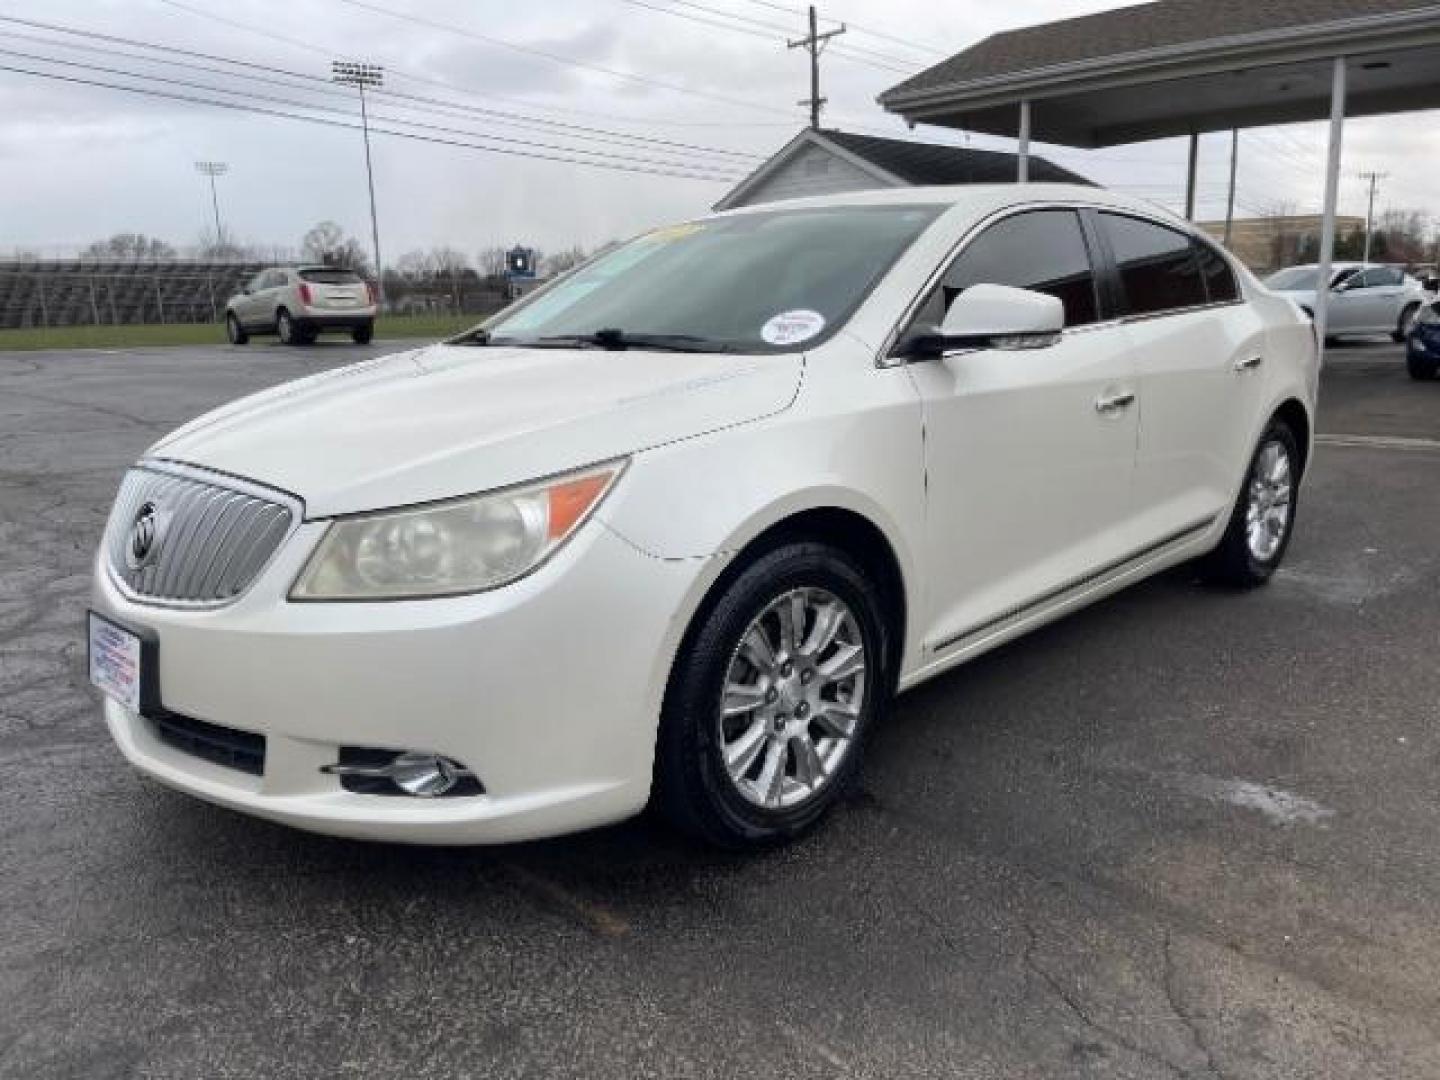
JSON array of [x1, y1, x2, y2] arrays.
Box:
[[902, 208, 1139, 657]]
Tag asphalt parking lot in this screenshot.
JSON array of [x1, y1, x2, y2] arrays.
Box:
[[2, 337, 1438, 1079]]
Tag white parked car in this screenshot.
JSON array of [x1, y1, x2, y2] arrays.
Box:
[[90, 187, 1317, 849], [1265, 261, 1430, 342], [225, 265, 377, 346]]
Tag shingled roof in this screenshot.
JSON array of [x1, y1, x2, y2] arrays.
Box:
[[884, 0, 1440, 100], [712, 128, 1091, 210], [818, 130, 1088, 185]]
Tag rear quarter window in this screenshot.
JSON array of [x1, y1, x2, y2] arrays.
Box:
[[1100, 212, 1208, 316], [1193, 239, 1240, 303]]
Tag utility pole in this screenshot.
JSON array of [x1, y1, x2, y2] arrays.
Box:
[[332, 60, 386, 303], [1358, 170, 1387, 263], [194, 161, 228, 249], [788, 6, 845, 129]]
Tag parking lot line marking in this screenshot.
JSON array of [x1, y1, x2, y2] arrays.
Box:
[[502, 863, 631, 938], [1316, 433, 1440, 452]]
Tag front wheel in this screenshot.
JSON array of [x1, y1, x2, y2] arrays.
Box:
[[1393, 304, 1420, 344], [1200, 419, 1300, 588], [654, 541, 891, 849], [1408, 352, 1439, 380], [225, 312, 248, 345]]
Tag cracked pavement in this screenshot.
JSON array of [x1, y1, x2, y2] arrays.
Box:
[[2, 339, 1438, 1078]]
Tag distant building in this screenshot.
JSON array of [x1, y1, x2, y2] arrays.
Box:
[[1198, 215, 1364, 274], [714, 128, 1091, 211]]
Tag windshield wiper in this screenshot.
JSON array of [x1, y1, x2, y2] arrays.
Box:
[[448, 327, 494, 346], [537, 329, 735, 353]]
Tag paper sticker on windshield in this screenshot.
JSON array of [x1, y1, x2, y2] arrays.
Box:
[[761, 309, 825, 346]]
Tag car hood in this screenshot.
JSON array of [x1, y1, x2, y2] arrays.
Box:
[[148, 344, 803, 517]]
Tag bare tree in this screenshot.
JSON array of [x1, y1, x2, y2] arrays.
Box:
[[543, 245, 589, 277], [300, 221, 371, 274], [83, 233, 177, 260]]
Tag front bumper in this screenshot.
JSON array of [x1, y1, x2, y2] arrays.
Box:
[[93, 517, 705, 844]]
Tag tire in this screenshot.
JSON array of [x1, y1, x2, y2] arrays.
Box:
[[352, 321, 374, 345], [225, 312, 248, 345], [1200, 418, 1301, 588], [1393, 304, 1420, 344], [1408, 352, 1439, 380], [654, 541, 892, 849], [276, 308, 304, 346]]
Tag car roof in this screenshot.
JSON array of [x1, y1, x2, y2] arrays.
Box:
[[705, 182, 1197, 231]]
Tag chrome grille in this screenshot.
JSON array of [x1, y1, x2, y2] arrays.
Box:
[[104, 463, 298, 606]]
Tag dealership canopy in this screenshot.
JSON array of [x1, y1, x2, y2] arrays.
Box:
[[879, 0, 1440, 342]]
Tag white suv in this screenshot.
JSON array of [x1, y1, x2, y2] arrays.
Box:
[[225, 266, 377, 346], [92, 186, 1317, 849]]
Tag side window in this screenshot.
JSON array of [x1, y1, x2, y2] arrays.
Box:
[[247, 271, 268, 292], [1100, 213, 1208, 316], [1193, 239, 1239, 303], [1373, 266, 1403, 287], [916, 209, 1099, 330], [1348, 269, 1380, 290]]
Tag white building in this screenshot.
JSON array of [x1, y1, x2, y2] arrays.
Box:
[[714, 128, 1091, 211]]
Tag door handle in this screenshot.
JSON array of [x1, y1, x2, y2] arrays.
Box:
[[1234, 355, 1264, 372], [1094, 390, 1136, 415]]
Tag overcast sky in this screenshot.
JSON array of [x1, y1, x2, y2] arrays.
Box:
[[2, 0, 1437, 261]]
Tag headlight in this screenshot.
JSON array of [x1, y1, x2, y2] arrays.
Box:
[[291, 461, 625, 600]]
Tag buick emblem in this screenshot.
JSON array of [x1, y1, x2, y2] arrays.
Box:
[[125, 502, 163, 571]]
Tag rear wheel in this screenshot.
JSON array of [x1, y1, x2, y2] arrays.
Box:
[[225, 312, 248, 345], [1408, 352, 1439, 380], [352, 321, 374, 345], [655, 541, 891, 849], [1393, 303, 1420, 344], [277, 308, 295, 345], [1200, 419, 1300, 588]]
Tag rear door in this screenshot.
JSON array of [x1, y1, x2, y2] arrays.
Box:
[[903, 207, 1140, 654], [1096, 212, 1267, 543]]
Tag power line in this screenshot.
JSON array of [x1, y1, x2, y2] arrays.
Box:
[[0, 62, 747, 182], [0, 15, 763, 160], [619, 0, 918, 72], [326, 0, 798, 118], [0, 46, 746, 178], [725, 0, 948, 57]]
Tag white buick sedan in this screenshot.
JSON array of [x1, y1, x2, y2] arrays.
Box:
[[90, 186, 1317, 849]]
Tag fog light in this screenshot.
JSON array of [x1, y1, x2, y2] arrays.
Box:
[[322, 749, 480, 797], [388, 752, 465, 797]]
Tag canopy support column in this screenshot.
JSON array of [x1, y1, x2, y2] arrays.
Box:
[[1185, 131, 1199, 220], [1017, 99, 1031, 182], [1314, 57, 1347, 357]]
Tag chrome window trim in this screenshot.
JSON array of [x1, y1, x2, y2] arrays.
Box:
[[104, 459, 305, 611], [876, 200, 1121, 368]]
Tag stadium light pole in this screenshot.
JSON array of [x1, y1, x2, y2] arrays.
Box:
[[332, 60, 385, 304], [194, 160, 228, 248]]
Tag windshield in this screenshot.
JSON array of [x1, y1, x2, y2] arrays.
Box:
[[482, 204, 944, 352]]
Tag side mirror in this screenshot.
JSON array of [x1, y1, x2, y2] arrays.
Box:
[[1424, 276, 1439, 293], [907, 284, 1064, 357]]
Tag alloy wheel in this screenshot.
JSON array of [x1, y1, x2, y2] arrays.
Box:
[[1245, 440, 1292, 561], [717, 587, 867, 810]]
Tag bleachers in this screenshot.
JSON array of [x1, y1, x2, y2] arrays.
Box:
[[0, 260, 266, 329]]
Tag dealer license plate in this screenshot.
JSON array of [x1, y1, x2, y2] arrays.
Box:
[[88, 611, 142, 712]]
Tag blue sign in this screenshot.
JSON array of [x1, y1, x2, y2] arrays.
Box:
[[506, 246, 536, 280]]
